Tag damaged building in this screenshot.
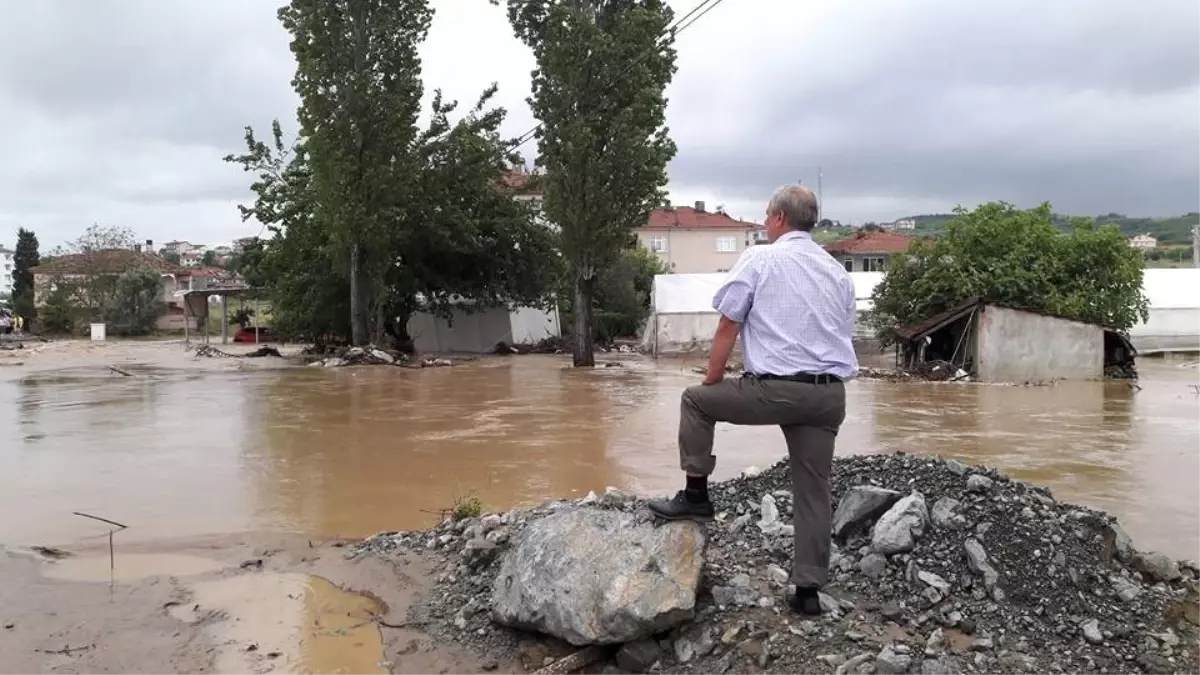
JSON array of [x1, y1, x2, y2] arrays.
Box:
[[893, 298, 1137, 383]]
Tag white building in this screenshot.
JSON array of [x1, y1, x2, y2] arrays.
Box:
[[0, 246, 13, 297], [642, 268, 1200, 356], [1129, 234, 1158, 250]]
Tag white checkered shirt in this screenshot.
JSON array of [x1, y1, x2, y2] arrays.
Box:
[[712, 230, 859, 379]]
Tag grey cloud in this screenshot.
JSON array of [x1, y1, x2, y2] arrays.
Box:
[[0, 0, 1197, 249], [666, 0, 1199, 220]]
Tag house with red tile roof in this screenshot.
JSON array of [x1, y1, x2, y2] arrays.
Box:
[[824, 229, 915, 272], [637, 202, 761, 273]]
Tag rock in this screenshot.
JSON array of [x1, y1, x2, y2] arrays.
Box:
[[859, 553, 888, 579], [766, 564, 790, 586], [758, 494, 783, 535], [836, 653, 874, 675], [368, 348, 394, 364], [1080, 619, 1104, 645], [1134, 551, 1182, 583], [965, 475, 994, 493], [1104, 521, 1135, 564], [1112, 576, 1143, 603], [968, 638, 993, 652], [730, 513, 752, 533], [920, 657, 959, 675], [711, 585, 756, 608], [479, 514, 503, 533], [917, 570, 951, 594], [963, 538, 999, 588], [615, 640, 662, 673], [944, 459, 970, 476], [872, 492, 929, 555], [875, 645, 912, 674], [580, 491, 599, 505], [930, 498, 963, 529], [464, 538, 498, 569], [817, 654, 847, 668], [674, 637, 695, 664], [490, 509, 705, 645], [925, 628, 946, 656], [832, 486, 903, 538], [742, 465, 763, 477], [324, 357, 346, 368], [819, 592, 841, 615]]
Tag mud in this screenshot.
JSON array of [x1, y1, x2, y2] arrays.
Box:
[[0, 533, 498, 674]]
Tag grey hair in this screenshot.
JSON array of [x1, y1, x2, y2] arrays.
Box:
[[767, 184, 819, 232]]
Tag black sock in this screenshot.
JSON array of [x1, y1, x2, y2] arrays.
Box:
[[795, 585, 818, 598], [684, 475, 709, 503]]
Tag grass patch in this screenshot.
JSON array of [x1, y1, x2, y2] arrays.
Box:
[[451, 495, 483, 521]]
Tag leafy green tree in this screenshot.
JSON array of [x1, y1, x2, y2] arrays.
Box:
[[160, 250, 182, 266], [226, 7, 564, 345], [43, 225, 139, 322], [106, 267, 165, 336], [201, 250, 218, 267], [39, 285, 77, 335], [502, 0, 677, 366], [868, 202, 1150, 347], [590, 243, 668, 341], [11, 227, 39, 324]]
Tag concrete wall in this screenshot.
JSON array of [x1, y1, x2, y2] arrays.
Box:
[[976, 306, 1103, 382], [510, 305, 561, 344], [636, 229, 751, 273], [408, 305, 562, 353]]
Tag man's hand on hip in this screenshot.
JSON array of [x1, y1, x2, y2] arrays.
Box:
[[702, 368, 724, 386]]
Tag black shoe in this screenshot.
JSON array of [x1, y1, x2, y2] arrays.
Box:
[[787, 586, 823, 616], [647, 490, 715, 522]]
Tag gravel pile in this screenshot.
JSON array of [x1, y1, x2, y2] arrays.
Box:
[[354, 454, 1199, 674]]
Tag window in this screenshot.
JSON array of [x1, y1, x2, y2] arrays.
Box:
[[863, 256, 887, 272], [715, 236, 738, 252], [842, 259, 854, 272], [649, 235, 668, 253]]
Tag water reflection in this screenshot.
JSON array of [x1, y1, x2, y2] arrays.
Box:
[[0, 356, 1194, 560]]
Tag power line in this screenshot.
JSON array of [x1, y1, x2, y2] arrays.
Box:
[[510, 0, 731, 151]]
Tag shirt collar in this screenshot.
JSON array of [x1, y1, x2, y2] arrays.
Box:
[[776, 230, 812, 244]]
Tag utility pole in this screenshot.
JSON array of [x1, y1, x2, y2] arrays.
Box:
[[817, 166, 824, 224], [1193, 224, 1198, 267]]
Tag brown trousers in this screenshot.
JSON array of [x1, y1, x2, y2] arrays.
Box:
[[679, 375, 846, 588]]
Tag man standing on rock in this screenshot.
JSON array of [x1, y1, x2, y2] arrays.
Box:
[[648, 183, 857, 616]]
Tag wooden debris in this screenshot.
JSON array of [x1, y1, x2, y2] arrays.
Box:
[[532, 646, 608, 675]]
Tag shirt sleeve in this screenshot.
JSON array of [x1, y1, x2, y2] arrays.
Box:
[[712, 249, 760, 323]]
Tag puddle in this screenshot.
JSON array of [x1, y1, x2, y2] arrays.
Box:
[[41, 553, 226, 582], [172, 573, 386, 674]]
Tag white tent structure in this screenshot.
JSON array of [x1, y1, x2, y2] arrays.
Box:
[[642, 268, 1200, 355], [1132, 268, 1200, 353]]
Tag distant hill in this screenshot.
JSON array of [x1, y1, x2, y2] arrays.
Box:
[[901, 211, 1199, 244]]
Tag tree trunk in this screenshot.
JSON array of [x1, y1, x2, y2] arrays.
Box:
[[572, 274, 596, 368], [349, 242, 369, 346]]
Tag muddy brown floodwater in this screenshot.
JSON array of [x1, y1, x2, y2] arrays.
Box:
[[0, 353, 1196, 561]]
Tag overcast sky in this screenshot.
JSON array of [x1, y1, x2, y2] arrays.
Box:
[[0, 0, 1197, 250]]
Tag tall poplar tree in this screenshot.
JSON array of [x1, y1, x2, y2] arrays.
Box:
[[503, 0, 677, 366], [279, 0, 432, 346]]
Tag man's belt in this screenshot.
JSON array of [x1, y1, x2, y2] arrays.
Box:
[[746, 372, 843, 385]]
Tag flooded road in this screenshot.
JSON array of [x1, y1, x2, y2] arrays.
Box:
[[0, 354, 1196, 560]]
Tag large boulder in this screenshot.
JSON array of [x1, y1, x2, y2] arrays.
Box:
[[490, 508, 706, 646]]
